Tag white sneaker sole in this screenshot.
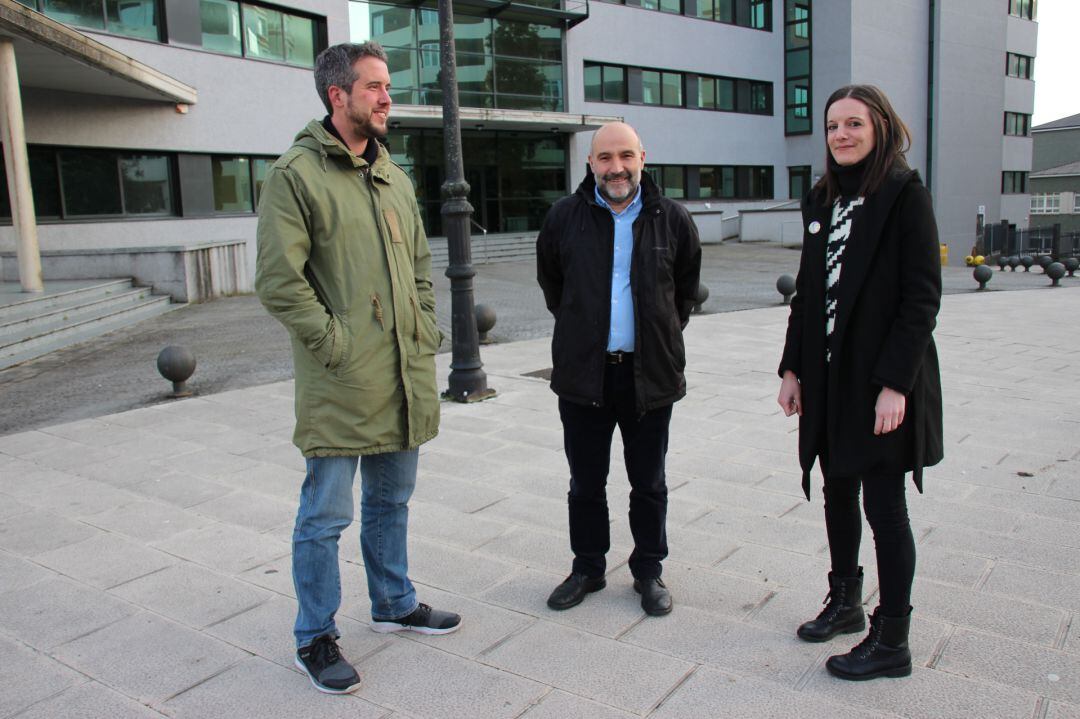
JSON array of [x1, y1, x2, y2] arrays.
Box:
[[369, 619, 462, 635], [294, 656, 362, 694]]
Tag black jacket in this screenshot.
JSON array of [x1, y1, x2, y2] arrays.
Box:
[[779, 168, 944, 499], [537, 169, 702, 413]]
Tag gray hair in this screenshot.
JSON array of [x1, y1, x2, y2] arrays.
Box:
[[314, 42, 389, 114]]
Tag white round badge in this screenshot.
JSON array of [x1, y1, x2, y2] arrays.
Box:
[[808, 221, 821, 234]]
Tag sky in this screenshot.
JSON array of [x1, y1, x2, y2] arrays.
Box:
[[1032, 0, 1079, 125]]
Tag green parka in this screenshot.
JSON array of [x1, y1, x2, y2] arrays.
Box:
[[255, 120, 441, 457]]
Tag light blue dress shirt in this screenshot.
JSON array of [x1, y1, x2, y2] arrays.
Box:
[[595, 184, 642, 352]]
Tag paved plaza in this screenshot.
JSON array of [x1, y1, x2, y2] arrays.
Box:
[[1, 283, 1078, 718]]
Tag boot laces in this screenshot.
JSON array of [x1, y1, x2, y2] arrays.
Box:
[[851, 614, 884, 659]]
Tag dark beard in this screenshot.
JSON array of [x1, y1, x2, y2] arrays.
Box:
[[598, 171, 638, 204]]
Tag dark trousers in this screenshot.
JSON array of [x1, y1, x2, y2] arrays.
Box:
[[822, 471, 916, 617], [558, 356, 673, 581]]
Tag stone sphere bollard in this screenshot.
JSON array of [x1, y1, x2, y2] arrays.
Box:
[[1008, 255, 1020, 271], [1046, 262, 1066, 287], [776, 274, 796, 305], [1038, 255, 1054, 272], [973, 264, 993, 291], [475, 304, 496, 344], [996, 255, 1008, 271], [1020, 255, 1034, 271], [1064, 257, 1079, 277], [157, 346, 196, 397], [693, 283, 710, 313]]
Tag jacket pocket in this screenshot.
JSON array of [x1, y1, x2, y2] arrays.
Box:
[[410, 295, 441, 355]]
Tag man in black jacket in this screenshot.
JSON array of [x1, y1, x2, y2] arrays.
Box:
[[536, 122, 701, 616]]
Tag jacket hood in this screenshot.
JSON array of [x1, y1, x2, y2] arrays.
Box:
[[293, 119, 394, 180], [576, 163, 664, 211]]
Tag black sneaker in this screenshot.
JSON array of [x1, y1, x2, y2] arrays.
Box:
[[294, 634, 361, 694], [370, 603, 461, 635]]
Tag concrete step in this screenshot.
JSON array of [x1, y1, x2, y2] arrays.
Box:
[[0, 285, 156, 344], [0, 293, 179, 370], [0, 279, 134, 323]]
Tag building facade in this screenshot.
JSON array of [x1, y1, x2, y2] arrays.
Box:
[[1029, 113, 1080, 233], [0, 0, 1039, 294]]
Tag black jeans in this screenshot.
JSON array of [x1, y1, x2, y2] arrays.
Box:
[[558, 356, 673, 581], [822, 471, 916, 617]]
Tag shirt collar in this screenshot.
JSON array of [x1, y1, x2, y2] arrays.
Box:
[[594, 184, 642, 216]]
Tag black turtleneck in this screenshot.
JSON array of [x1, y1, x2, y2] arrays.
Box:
[[829, 155, 868, 198], [322, 115, 380, 165]]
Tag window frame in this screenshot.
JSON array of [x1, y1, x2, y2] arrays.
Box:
[[1001, 171, 1029, 194], [28, 0, 163, 41], [199, 0, 322, 67]]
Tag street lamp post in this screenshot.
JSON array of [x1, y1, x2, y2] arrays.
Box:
[[438, 0, 495, 403]]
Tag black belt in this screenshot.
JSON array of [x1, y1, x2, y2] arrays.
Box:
[[605, 351, 633, 364]]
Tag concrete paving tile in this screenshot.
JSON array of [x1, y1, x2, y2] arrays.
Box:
[[687, 510, 827, 554], [223, 461, 305, 501], [478, 567, 645, 638], [406, 536, 519, 596], [485, 442, 566, 471], [714, 542, 827, 588], [206, 595, 384, 669], [110, 563, 271, 629], [431, 413, 505, 436], [39, 418, 142, 447], [667, 444, 759, 476], [0, 465, 84, 499], [913, 549, 992, 589], [35, 533, 177, 589], [658, 666, 884, 718], [425, 427, 514, 456], [403, 584, 535, 659], [69, 455, 162, 487], [165, 655, 385, 718], [413, 449, 510, 481], [21, 477, 141, 518], [937, 628, 1080, 706], [924, 524, 1080, 574], [86, 499, 217, 543], [408, 499, 510, 550], [659, 560, 773, 619], [412, 473, 508, 513], [154, 447, 262, 479], [913, 578, 1067, 646], [189, 489, 297, 532], [0, 493, 31, 519], [1047, 476, 1080, 502], [150, 521, 289, 574], [473, 524, 576, 575], [196, 427, 285, 456], [806, 660, 1039, 718], [671, 477, 802, 517], [237, 554, 296, 598], [665, 525, 741, 569], [54, 612, 248, 704], [129, 470, 232, 508], [983, 563, 1080, 613], [239, 441, 308, 472], [623, 604, 821, 688], [487, 424, 565, 451], [519, 689, 636, 719], [0, 549, 55, 591], [473, 493, 566, 533], [24, 442, 121, 472], [482, 620, 693, 714], [908, 496, 1024, 533], [0, 634, 87, 717], [1046, 701, 1080, 719], [13, 681, 167, 719], [0, 510, 101, 556], [968, 486, 1080, 523], [357, 638, 547, 718], [0, 429, 70, 456], [482, 463, 572, 502], [0, 575, 136, 649], [918, 464, 1052, 494]]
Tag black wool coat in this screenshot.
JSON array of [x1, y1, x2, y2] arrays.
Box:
[[779, 168, 944, 499], [536, 169, 701, 414]]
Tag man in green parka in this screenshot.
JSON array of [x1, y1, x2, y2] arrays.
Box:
[[255, 42, 460, 696]]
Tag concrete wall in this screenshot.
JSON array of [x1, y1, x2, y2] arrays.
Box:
[[1032, 127, 1080, 171]]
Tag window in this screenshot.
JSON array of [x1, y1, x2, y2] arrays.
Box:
[[584, 63, 626, 103], [1030, 193, 1060, 214], [1006, 52, 1033, 79], [32, 0, 161, 40], [1002, 171, 1028, 194], [1008, 0, 1036, 20], [212, 157, 253, 212], [650, 164, 773, 200], [788, 165, 810, 199], [594, 65, 769, 114], [784, 0, 812, 134], [1004, 112, 1031, 136], [199, 1, 319, 67], [662, 166, 686, 198], [613, 0, 769, 28]]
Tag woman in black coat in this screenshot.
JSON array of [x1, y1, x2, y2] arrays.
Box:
[[777, 84, 943, 681]]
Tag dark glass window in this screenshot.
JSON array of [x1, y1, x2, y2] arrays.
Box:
[[603, 65, 626, 102], [588, 0, 768, 29], [651, 164, 773, 200], [119, 154, 172, 215], [784, 0, 812, 135], [212, 157, 253, 212], [201, 0, 241, 55], [698, 77, 716, 109], [584, 63, 602, 102], [662, 166, 686, 198], [198, 1, 319, 67], [1004, 112, 1031, 136], [35, 0, 161, 40], [1006, 52, 1033, 79], [661, 72, 683, 107], [252, 158, 272, 208], [1008, 0, 1036, 20], [1001, 171, 1028, 194], [59, 150, 123, 216], [641, 70, 662, 105], [788, 165, 810, 200]]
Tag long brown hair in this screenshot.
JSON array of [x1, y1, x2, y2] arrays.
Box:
[[815, 84, 912, 203]]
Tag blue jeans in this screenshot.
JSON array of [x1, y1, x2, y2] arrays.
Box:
[[292, 451, 419, 648]]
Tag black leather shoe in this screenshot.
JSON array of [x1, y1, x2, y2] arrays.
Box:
[[633, 577, 672, 616], [547, 573, 606, 610]]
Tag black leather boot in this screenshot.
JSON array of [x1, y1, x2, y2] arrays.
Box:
[[797, 568, 865, 642], [826, 607, 913, 681]]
